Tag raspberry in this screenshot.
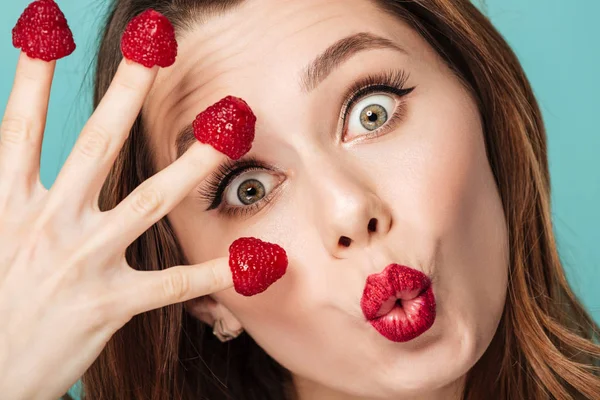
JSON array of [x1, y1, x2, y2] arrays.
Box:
[[229, 237, 288, 296], [12, 0, 76, 61], [193, 96, 257, 160], [120, 9, 177, 68]]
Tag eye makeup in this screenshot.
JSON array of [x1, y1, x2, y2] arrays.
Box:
[[197, 156, 282, 217], [196, 68, 416, 218], [338, 69, 415, 142]]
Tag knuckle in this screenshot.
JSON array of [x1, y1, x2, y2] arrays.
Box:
[[0, 115, 30, 146], [130, 187, 163, 216], [17, 65, 45, 85], [162, 269, 190, 301], [208, 262, 226, 290], [114, 78, 140, 94], [77, 126, 110, 158]]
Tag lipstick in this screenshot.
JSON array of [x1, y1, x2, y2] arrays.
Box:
[[361, 264, 436, 342]]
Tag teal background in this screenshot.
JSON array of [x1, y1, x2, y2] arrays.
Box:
[[1, 1, 599, 399]]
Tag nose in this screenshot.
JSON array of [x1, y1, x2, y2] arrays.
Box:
[[305, 155, 393, 258]]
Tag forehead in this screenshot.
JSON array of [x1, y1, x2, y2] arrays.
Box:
[[142, 0, 426, 166]]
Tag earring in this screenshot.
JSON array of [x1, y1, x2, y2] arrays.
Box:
[[212, 319, 244, 342]]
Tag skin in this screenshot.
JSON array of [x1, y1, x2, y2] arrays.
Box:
[[142, 0, 510, 399], [1, 6, 234, 400]]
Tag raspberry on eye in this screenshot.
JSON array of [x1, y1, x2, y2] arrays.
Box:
[[193, 96, 257, 160]]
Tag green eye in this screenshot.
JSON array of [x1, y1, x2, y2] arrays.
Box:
[[224, 170, 281, 208], [359, 104, 388, 131], [346, 94, 396, 140], [237, 178, 266, 205]]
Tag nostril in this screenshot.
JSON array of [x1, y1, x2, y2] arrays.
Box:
[[338, 236, 352, 247], [368, 218, 378, 233]]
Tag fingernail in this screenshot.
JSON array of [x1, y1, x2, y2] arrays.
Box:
[[12, 0, 76, 61], [120, 9, 178, 68], [193, 96, 257, 160], [229, 237, 288, 297]]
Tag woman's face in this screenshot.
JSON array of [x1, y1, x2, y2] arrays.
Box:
[[143, 0, 509, 398]]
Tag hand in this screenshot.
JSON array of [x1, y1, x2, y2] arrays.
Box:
[[0, 53, 233, 400]]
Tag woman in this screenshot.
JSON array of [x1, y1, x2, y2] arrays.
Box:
[[1, 0, 599, 399]]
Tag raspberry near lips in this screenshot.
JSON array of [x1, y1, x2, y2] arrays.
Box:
[[229, 237, 288, 296], [193, 96, 257, 160], [12, 0, 76, 61], [120, 9, 177, 68]]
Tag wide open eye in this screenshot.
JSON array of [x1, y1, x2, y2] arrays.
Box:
[[223, 170, 280, 206], [346, 94, 396, 138]]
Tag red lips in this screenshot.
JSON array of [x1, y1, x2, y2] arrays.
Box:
[[361, 264, 436, 342]]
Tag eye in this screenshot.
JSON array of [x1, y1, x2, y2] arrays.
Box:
[[223, 170, 280, 207], [346, 94, 396, 139]]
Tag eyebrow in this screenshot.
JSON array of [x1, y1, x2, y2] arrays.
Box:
[[175, 32, 407, 158], [300, 32, 408, 92]]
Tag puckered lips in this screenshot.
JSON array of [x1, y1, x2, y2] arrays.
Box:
[[361, 264, 436, 343]]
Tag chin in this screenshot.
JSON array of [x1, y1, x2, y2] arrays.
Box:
[[361, 317, 484, 398]]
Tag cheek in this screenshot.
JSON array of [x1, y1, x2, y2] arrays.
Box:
[[376, 85, 504, 248], [425, 92, 508, 339], [212, 266, 326, 370], [377, 85, 509, 343]]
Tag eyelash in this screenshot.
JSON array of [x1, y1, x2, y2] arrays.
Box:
[[339, 69, 415, 141], [198, 69, 416, 217], [197, 156, 274, 217]]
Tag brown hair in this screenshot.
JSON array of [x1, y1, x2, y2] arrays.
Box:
[[81, 0, 600, 399]]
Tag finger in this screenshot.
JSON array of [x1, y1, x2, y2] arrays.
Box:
[[50, 59, 158, 207], [100, 141, 225, 249], [121, 256, 233, 316], [0, 53, 55, 191]]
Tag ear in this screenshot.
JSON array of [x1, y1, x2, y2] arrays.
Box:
[[184, 296, 243, 332]]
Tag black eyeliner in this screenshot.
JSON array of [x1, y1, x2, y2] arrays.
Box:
[[197, 156, 267, 211], [338, 69, 415, 141], [198, 68, 416, 214]]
